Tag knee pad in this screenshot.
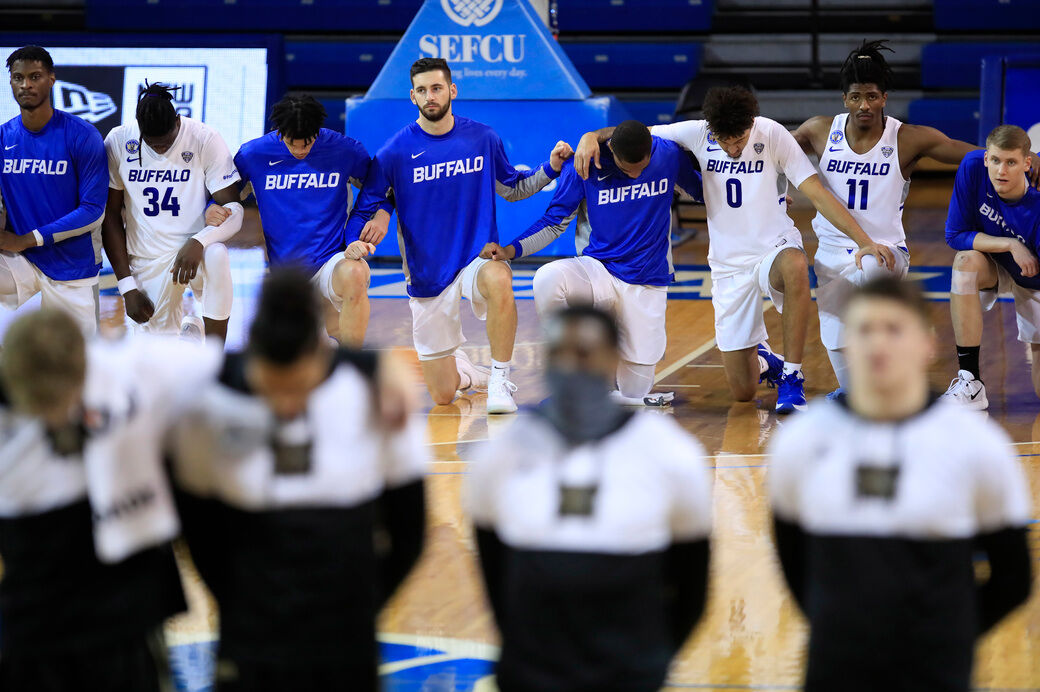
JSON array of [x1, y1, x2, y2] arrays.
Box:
[[617, 361, 655, 399], [950, 269, 978, 296], [201, 243, 232, 319], [532, 263, 569, 317]]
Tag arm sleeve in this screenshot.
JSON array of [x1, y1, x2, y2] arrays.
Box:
[[36, 126, 107, 245], [475, 527, 508, 627], [773, 124, 816, 189], [650, 121, 703, 150], [668, 141, 704, 203], [508, 164, 584, 258], [103, 130, 124, 191], [945, 157, 981, 251], [975, 527, 1032, 634], [663, 539, 710, 650], [346, 137, 373, 189], [767, 414, 812, 611], [773, 516, 809, 612], [202, 132, 241, 195], [375, 478, 426, 608], [492, 132, 560, 202], [345, 151, 395, 244]]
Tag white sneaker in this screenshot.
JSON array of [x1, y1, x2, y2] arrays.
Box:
[[941, 370, 988, 410], [455, 349, 489, 392], [486, 369, 518, 414], [610, 390, 675, 407]]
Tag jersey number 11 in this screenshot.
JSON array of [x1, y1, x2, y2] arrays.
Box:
[[845, 178, 868, 211]]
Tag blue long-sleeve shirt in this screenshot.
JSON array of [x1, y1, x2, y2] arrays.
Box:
[[946, 150, 1040, 290], [508, 137, 703, 286], [0, 110, 106, 280], [348, 115, 558, 298], [235, 129, 378, 275]]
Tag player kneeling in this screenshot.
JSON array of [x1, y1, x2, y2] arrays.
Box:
[[103, 83, 242, 341], [468, 306, 712, 692], [167, 269, 427, 692], [487, 120, 702, 405], [942, 125, 1040, 409]]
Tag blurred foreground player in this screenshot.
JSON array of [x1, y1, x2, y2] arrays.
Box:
[[769, 278, 1032, 692], [0, 46, 107, 335], [468, 305, 712, 692], [942, 125, 1040, 409], [0, 310, 222, 691], [168, 269, 428, 692]]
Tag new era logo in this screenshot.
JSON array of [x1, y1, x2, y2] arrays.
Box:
[[442, 0, 503, 27], [53, 80, 116, 124]]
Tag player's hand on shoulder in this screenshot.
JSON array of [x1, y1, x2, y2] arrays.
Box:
[[345, 240, 376, 261], [0, 230, 37, 253], [123, 288, 155, 324], [574, 132, 601, 180], [171, 238, 204, 284], [550, 140, 574, 172], [854, 242, 894, 270], [479, 242, 515, 261], [1009, 238, 1039, 277], [205, 204, 231, 227]]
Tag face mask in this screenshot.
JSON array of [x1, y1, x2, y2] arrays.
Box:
[[542, 368, 627, 444]]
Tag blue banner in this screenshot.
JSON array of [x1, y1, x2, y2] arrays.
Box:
[[365, 0, 590, 101]]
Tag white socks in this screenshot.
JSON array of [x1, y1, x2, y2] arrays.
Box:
[[617, 361, 655, 399], [827, 349, 849, 390], [491, 359, 510, 380], [782, 361, 802, 377]]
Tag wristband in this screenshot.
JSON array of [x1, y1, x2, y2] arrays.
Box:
[[117, 276, 137, 295]]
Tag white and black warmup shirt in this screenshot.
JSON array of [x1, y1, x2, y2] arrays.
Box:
[[768, 397, 1033, 692], [167, 350, 428, 673], [467, 410, 713, 692], [0, 337, 221, 654]]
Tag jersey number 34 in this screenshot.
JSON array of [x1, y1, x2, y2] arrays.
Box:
[[142, 186, 181, 217]]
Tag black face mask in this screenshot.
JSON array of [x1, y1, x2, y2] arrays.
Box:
[[541, 368, 629, 445]]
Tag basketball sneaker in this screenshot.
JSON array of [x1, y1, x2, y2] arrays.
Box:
[[610, 390, 676, 407], [486, 368, 518, 414], [179, 315, 205, 342], [826, 387, 844, 402], [940, 370, 988, 410], [775, 371, 807, 414], [455, 349, 489, 393], [758, 343, 783, 387]]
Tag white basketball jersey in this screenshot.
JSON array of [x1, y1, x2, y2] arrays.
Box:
[[812, 113, 910, 248], [651, 116, 816, 273], [105, 117, 240, 261]]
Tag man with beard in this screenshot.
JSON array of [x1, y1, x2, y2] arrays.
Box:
[[349, 57, 573, 414], [0, 45, 107, 335]]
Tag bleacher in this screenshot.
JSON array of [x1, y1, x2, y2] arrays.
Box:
[[3, 0, 1037, 145]]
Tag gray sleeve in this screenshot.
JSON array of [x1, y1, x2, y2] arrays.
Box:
[[496, 165, 553, 202]]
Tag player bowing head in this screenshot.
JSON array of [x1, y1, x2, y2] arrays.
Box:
[[270, 94, 325, 159], [942, 124, 1040, 409], [701, 85, 759, 159], [102, 81, 243, 341], [608, 120, 653, 178]]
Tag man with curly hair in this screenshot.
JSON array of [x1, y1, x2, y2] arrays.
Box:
[[574, 86, 891, 412]]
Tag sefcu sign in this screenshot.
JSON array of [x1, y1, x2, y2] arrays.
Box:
[[366, 0, 589, 100]]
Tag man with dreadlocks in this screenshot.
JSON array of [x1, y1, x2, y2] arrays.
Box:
[[217, 94, 385, 347], [0, 45, 107, 336], [102, 82, 242, 341], [792, 39, 1039, 398]]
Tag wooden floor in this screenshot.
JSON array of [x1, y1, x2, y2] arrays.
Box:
[[111, 190, 1040, 690]]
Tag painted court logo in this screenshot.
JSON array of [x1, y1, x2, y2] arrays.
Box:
[[442, 0, 504, 26], [829, 130, 844, 144], [881, 146, 894, 158]]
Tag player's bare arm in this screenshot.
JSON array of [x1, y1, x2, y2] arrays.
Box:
[[574, 126, 616, 179], [0, 228, 39, 253], [791, 115, 831, 158], [344, 240, 377, 261], [101, 185, 155, 324], [171, 183, 239, 285], [798, 174, 895, 270], [972, 232, 1039, 277]]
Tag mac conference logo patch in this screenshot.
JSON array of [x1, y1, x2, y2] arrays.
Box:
[[125, 139, 140, 155], [829, 130, 844, 144], [881, 146, 894, 158], [182, 151, 194, 163], [754, 142, 764, 155], [442, 0, 503, 27]]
